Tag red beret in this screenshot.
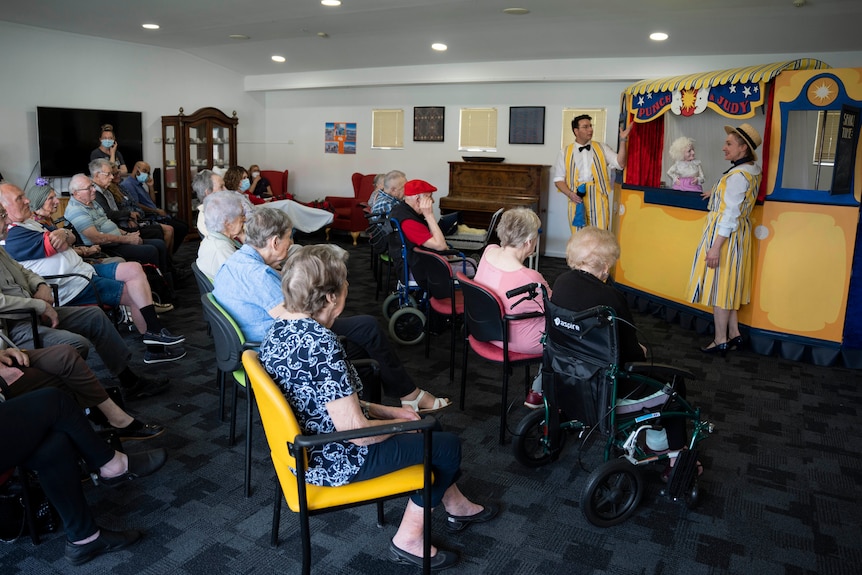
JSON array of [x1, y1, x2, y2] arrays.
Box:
[[403, 179, 437, 197]]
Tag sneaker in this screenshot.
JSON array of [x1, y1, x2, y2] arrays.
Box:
[[524, 390, 544, 409], [121, 375, 170, 400], [142, 328, 185, 346], [154, 302, 174, 314], [144, 346, 187, 364]]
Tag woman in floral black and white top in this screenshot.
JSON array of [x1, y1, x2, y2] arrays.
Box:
[[260, 244, 497, 570]]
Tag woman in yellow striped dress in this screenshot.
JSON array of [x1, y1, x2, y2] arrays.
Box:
[[686, 123, 762, 355]]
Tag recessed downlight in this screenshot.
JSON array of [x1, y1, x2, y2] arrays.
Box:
[[272, 55, 286, 63], [317, 32, 329, 38], [503, 8, 530, 15], [321, 0, 341, 6], [142, 23, 160, 30], [431, 43, 448, 52], [229, 34, 250, 40], [650, 32, 669, 41]]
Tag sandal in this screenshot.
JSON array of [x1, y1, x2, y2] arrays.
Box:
[[402, 389, 452, 415]]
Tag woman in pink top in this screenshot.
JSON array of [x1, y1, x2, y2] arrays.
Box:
[[474, 208, 549, 407], [474, 208, 549, 355]]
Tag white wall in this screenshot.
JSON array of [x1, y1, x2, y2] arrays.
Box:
[[263, 81, 630, 256], [2, 18, 858, 256], [0, 21, 265, 193]]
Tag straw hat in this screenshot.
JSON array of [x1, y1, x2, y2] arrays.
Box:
[[724, 123, 762, 161]]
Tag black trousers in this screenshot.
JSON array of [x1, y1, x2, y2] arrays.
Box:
[[0, 388, 114, 542], [332, 315, 416, 399]]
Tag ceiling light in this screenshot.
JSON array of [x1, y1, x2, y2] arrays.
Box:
[[431, 43, 448, 52], [503, 8, 530, 15], [229, 34, 250, 40], [317, 32, 329, 38], [321, 0, 341, 6], [272, 55, 286, 63], [142, 23, 160, 30], [650, 32, 669, 41]]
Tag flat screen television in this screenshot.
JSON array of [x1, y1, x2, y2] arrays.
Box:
[[36, 106, 144, 177]]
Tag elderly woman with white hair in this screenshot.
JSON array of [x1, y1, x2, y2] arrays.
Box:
[[474, 207, 550, 408], [260, 244, 496, 570], [213, 208, 451, 415], [195, 191, 253, 279]]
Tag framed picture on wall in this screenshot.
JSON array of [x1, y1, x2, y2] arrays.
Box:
[[509, 106, 545, 145], [413, 106, 445, 142]]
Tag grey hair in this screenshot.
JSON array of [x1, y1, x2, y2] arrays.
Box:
[[281, 244, 349, 317], [565, 227, 620, 272], [496, 208, 540, 248], [192, 170, 214, 202], [68, 173, 92, 195], [203, 191, 246, 234], [244, 206, 293, 248], [88, 158, 112, 176], [384, 170, 406, 193]]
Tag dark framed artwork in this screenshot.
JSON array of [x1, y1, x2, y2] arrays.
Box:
[[509, 106, 545, 144], [413, 107, 445, 142]]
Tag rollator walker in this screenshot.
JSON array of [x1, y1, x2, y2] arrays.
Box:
[[509, 283, 715, 527]]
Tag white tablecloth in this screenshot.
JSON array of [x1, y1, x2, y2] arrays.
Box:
[[268, 199, 334, 233]]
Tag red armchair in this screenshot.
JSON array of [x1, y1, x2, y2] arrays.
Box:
[[260, 170, 291, 200], [324, 172, 376, 245]]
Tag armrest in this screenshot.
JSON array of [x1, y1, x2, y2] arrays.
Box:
[[0, 308, 43, 348], [503, 311, 544, 322], [292, 415, 436, 450], [42, 273, 101, 308]]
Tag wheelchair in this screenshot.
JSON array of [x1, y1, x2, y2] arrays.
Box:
[[380, 218, 473, 346], [508, 283, 714, 527]]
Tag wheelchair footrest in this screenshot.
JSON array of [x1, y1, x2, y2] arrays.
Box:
[[666, 448, 698, 498]]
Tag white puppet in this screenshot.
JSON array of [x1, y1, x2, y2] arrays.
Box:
[[667, 136, 705, 192]]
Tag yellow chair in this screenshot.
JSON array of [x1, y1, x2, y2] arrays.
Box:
[[242, 350, 436, 575]]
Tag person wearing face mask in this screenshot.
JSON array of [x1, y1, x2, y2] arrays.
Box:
[[121, 161, 190, 252], [223, 166, 265, 206], [247, 164, 273, 199], [90, 124, 127, 176]]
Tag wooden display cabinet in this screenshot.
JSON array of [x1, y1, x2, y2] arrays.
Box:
[[161, 107, 238, 227]]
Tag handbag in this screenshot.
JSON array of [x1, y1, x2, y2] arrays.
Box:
[[0, 469, 57, 543]]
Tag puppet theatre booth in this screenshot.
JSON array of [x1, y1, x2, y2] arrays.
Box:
[[613, 60, 862, 368]]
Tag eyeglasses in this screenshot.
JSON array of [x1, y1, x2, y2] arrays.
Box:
[[71, 184, 96, 193]]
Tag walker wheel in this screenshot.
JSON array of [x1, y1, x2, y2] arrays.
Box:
[[382, 293, 417, 321], [580, 458, 644, 527], [389, 307, 425, 345], [512, 409, 558, 468]]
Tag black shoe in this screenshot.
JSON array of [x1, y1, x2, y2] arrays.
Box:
[[728, 335, 744, 350], [445, 503, 499, 533], [143, 346, 187, 364], [99, 448, 168, 486], [112, 419, 165, 441], [143, 329, 185, 346], [699, 341, 728, 357], [65, 528, 142, 565], [121, 375, 170, 400], [388, 541, 458, 571]]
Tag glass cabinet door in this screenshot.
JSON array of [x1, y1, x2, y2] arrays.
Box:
[[212, 124, 232, 169], [188, 121, 209, 174]]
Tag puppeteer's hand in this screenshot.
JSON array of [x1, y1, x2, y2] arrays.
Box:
[[620, 123, 633, 140], [705, 246, 721, 269]]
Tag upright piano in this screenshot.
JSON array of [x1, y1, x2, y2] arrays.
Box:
[[440, 161, 550, 231]]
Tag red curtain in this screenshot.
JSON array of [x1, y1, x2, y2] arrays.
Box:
[[758, 85, 773, 202], [625, 117, 664, 187]]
